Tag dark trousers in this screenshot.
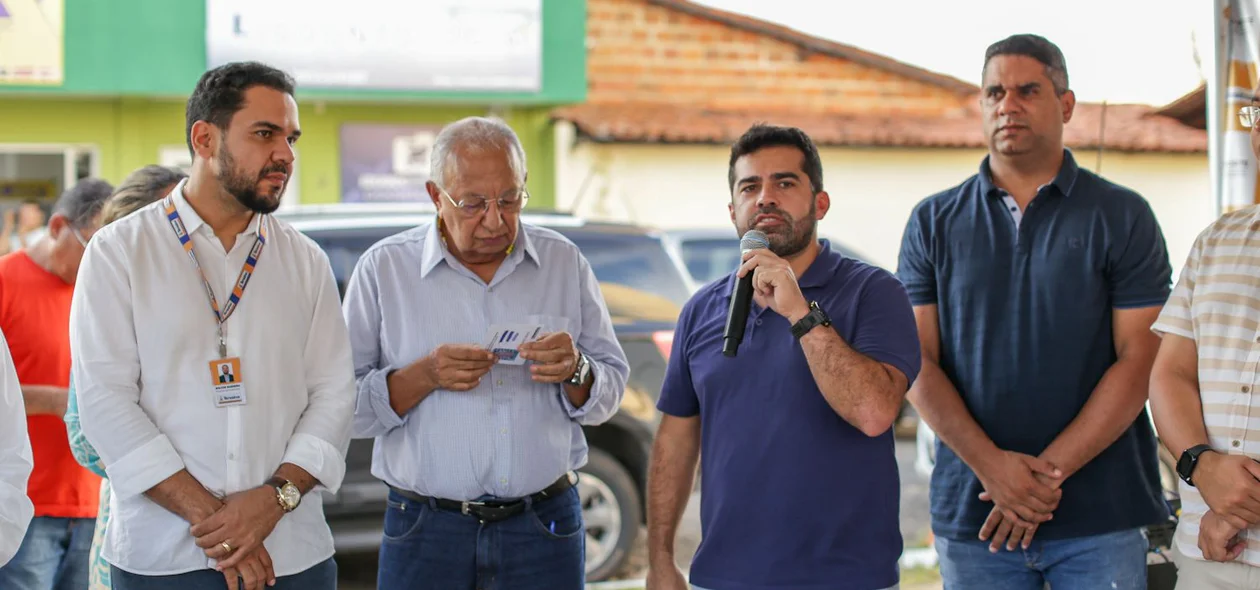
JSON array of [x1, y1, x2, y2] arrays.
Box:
[[377, 485, 585, 590], [110, 557, 336, 590]]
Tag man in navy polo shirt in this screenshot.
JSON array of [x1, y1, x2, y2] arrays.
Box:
[[645, 124, 921, 590], [897, 34, 1171, 589]]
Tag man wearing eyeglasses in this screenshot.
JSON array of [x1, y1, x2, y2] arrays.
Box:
[[897, 34, 1172, 589], [343, 116, 630, 590], [0, 178, 112, 590], [1147, 96, 1260, 588]]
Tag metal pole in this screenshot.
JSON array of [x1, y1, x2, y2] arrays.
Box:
[[1208, 0, 1228, 219]]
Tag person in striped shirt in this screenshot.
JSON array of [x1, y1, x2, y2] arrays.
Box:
[[1149, 95, 1260, 588]]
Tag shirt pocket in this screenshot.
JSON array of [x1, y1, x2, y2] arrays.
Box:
[[527, 314, 574, 340]]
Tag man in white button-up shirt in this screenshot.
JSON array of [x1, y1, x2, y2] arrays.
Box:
[[0, 329, 34, 567], [70, 62, 355, 590]]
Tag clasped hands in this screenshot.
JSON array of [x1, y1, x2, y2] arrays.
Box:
[[189, 486, 286, 590], [1188, 452, 1260, 562], [974, 450, 1065, 553]]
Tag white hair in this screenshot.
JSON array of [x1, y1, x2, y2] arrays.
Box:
[[429, 116, 527, 189]]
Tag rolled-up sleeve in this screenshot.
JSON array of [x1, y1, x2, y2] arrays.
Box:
[[0, 330, 33, 567], [281, 249, 357, 494], [560, 255, 629, 425], [343, 251, 405, 438], [72, 236, 185, 500]]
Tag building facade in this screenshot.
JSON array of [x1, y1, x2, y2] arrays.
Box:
[[0, 0, 586, 209]]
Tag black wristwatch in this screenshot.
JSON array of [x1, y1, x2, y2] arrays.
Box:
[[790, 301, 831, 339], [1176, 444, 1216, 486]]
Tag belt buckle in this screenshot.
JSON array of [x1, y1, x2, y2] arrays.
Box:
[[460, 500, 485, 516]]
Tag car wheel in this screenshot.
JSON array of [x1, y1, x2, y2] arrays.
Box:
[[579, 447, 641, 582]]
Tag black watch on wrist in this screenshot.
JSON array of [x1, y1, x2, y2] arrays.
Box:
[[790, 301, 831, 339], [1176, 444, 1216, 486]]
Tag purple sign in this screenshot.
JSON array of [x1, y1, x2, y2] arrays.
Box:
[[339, 123, 441, 203]]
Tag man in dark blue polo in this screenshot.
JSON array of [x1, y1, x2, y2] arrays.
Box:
[[645, 124, 921, 590], [896, 34, 1171, 589]]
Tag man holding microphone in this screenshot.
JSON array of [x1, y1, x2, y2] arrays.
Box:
[[646, 124, 921, 590]]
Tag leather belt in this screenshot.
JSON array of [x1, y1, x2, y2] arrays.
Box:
[[388, 472, 577, 523]]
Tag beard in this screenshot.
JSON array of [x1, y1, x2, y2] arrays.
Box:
[[740, 199, 817, 258], [216, 145, 287, 214]]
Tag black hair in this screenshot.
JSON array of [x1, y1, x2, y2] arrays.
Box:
[[983, 34, 1069, 95], [727, 124, 824, 195], [185, 61, 296, 157]]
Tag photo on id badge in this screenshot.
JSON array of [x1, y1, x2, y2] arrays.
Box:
[[209, 357, 247, 407]]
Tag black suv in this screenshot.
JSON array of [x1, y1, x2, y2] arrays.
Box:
[[275, 204, 693, 581]]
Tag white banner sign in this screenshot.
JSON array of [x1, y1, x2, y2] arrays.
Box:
[[206, 0, 542, 92]]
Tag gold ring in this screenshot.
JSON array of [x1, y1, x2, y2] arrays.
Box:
[[220, 541, 233, 554]]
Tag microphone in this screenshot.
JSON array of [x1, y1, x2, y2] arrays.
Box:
[[723, 229, 769, 357]]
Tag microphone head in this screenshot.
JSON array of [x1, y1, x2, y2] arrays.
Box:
[[740, 230, 770, 253]]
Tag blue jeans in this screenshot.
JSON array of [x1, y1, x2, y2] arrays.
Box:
[[0, 516, 95, 590], [377, 485, 585, 590], [936, 528, 1147, 590], [109, 557, 336, 590]]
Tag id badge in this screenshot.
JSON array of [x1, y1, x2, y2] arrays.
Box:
[[208, 358, 247, 408]]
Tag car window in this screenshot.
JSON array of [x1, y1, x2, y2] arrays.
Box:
[[560, 232, 692, 308], [304, 227, 402, 298], [302, 226, 692, 309], [677, 238, 740, 284]]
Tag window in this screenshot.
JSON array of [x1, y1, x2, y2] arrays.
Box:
[[678, 238, 742, 285], [562, 232, 692, 308], [304, 227, 401, 298]]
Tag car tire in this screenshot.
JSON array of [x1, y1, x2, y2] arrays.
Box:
[[579, 447, 642, 582]]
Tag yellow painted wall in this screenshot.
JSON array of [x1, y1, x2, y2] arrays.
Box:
[[0, 98, 558, 206]]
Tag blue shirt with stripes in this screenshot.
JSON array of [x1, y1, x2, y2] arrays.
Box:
[[343, 220, 630, 501]]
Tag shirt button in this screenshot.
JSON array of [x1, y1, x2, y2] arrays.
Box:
[[755, 319, 763, 326], [228, 453, 235, 460], [1234, 440, 1243, 448], [496, 380, 503, 386], [499, 478, 508, 484], [500, 428, 507, 435], [1245, 386, 1251, 393]]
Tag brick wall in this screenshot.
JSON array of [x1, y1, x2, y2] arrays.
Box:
[[586, 0, 975, 116]]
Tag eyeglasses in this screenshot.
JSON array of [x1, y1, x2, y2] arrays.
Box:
[[437, 187, 530, 218], [1240, 105, 1260, 129], [70, 226, 89, 248]]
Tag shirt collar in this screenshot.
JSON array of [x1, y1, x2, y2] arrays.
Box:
[[418, 218, 541, 279], [977, 148, 1080, 199], [168, 178, 263, 237], [724, 238, 844, 297]]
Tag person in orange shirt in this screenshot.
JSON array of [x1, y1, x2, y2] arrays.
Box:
[[0, 178, 113, 590]]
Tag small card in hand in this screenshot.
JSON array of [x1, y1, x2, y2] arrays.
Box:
[[484, 324, 543, 365]]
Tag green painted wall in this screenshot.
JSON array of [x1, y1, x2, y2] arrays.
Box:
[[0, 0, 586, 104], [0, 99, 559, 206], [0, 0, 582, 205]]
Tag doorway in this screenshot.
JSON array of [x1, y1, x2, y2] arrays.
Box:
[[0, 144, 98, 207]]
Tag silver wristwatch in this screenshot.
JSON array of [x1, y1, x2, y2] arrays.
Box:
[[565, 352, 591, 386]]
